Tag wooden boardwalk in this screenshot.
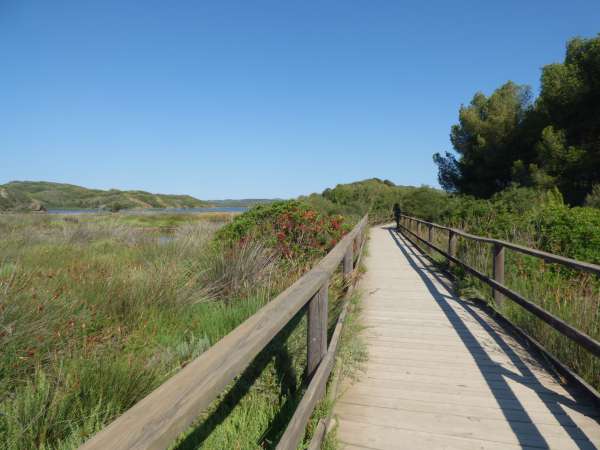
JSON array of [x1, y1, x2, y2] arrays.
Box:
[[333, 225, 600, 450]]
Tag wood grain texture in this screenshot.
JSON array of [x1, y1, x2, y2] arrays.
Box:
[[493, 243, 505, 306], [343, 247, 354, 280], [307, 282, 328, 378], [334, 225, 600, 450]]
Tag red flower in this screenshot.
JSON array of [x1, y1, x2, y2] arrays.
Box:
[[303, 210, 317, 220]]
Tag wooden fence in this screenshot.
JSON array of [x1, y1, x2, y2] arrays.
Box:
[[398, 214, 600, 403], [80, 215, 369, 450]]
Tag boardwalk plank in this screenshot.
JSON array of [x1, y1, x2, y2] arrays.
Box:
[[333, 226, 600, 450], [338, 396, 600, 430]]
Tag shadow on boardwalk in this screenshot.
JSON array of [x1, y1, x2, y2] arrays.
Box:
[[387, 226, 599, 449]]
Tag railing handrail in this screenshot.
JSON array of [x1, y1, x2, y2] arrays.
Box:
[[398, 215, 600, 359], [400, 214, 600, 275], [80, 215, 369, 450]]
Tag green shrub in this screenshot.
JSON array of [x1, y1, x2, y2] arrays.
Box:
[[535, 204, 600, 263], [584, 185, 600, 208], [217, 200, 351, 262], [303, 178, 451, 224]]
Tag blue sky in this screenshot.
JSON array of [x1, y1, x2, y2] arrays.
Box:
[[1, 1, 599, 199]]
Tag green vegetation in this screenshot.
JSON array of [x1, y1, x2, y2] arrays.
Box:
[[6, 174, 598, 448], [5, 30, 598, 450], [301, 178, 446, 223], [0, 181, 211, 211], [0, 201, 357, 449], [434, 33, 600, 205], [217, 200, 351, 263], [116, 211, 236, 230]]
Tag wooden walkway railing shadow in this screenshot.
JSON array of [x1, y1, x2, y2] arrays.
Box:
[[390, 229, 598, 448], [333, 224, 599, 449], [399, 215, 600, 405]]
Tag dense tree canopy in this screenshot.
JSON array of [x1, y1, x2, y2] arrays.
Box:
[[300, 178, 451, 223], [433, 82, 532, 197], [435, 34, 600, 205]]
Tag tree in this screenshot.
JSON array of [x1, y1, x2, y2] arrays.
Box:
[[534, 35, 600, 204], [434, 82, 532, 197], [435, 34, 600, 205]]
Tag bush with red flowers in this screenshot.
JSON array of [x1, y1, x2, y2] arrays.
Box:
[[217, 201, 352, 262]]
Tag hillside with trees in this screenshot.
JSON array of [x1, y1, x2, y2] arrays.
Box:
[[0, 181, 211, 211], [434, 34, 600, 206], [302, 178, 448, 223]]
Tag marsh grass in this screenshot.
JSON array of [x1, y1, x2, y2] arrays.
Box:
[[116, 212, 237, 231], [0, 214, 287, 449], [0, 212, 358, 449]]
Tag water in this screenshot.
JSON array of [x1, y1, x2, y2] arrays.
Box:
[[46, 206, 248, 215], [158, 235, 175, 245]]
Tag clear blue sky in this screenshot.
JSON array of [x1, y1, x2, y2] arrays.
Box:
[[1, 1, 599, 199]]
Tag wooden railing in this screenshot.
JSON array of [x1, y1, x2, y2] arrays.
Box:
[[80, 215, 369, 450], [398, 214, 600, 401]]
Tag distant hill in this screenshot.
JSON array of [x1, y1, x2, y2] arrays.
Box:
[[301, 178, 447, 222], [0, 181, 212, 211], [210, 199, 281, 207]]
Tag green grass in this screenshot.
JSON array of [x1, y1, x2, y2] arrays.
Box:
[[0, 213, 285, 449], [0, 210, 361, 449], [114, 211, 237, 230]]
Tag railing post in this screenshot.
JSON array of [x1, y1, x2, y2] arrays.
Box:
[[428, 224, 433, 243], [493, 243, 505, 307], [343, 245, 354, 281], [448, 230, 457, 266], [307, 281, 328, 378]]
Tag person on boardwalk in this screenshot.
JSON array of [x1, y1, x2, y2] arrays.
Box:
[[393, 202, 401, 230]]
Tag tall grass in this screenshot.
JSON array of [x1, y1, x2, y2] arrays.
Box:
[[0, 209, 357, 449], [0, 214, 288, 449]]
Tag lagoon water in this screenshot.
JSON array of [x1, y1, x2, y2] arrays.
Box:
[[47, 207, 248, 215]]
